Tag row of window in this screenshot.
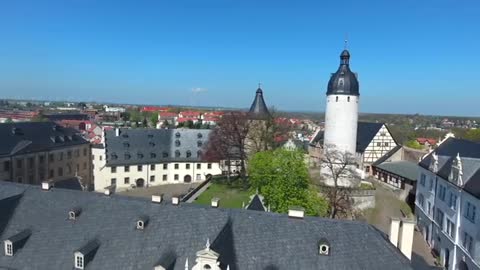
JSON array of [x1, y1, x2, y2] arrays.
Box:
[[111, 174, 203, 185], [111, 163, 212, 173]]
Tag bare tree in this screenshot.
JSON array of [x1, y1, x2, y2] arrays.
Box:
[[320, 144, 359, 219], [246, 107, 293, 154], [204, 112, 250, 182]]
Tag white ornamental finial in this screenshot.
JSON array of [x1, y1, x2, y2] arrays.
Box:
[[206, 238, 210, 250], [185, 258, 189, 270], [227, 265, 230, 270]]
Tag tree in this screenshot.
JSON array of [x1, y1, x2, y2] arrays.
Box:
[[4, 118, 13, 123], [150, 112, 159, 127], [405, 139, 423, 150], [321, 144, 359, 219], [249, 148, 328, 216], [464, 129, 480, 142], [204, 112, 250, 182]]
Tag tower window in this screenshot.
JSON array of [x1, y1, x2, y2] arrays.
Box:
[[347, 96, 350, 102], [335, 96, 339, 102]]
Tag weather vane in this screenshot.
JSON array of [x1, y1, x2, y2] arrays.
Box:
[[344, 33, 349, 49]]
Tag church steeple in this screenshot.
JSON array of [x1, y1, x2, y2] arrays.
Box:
[[248, 84, 271, 120]]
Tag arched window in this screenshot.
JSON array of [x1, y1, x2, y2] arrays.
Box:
[[203, 265, 211, 270], [175, 132, 181, 138], [186, 151, 192, 158], [335, 96, 339, 102], [197, 141, 203, 147], [175, 140, 181, 147], [175, 150, 181, 158], [347, 96, 350, 102]]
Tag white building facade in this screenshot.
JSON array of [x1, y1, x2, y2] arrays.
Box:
[[415, 138, 480, 270], [92, 128, 222, 192]]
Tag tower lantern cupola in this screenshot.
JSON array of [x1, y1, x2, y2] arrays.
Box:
[[326, 49, 359, 96]]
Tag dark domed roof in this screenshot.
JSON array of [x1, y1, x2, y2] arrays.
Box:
[[326, 49, 360, 96], [248, 86, 271, 120]]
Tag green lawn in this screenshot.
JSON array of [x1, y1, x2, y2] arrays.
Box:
[[194, 180, 252, 209]]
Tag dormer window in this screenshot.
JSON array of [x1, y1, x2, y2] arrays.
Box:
[[338, 78, 344, 87], [186, 151, 192, 158], [175, 132, 181, 138], [175, 150, 181, 158], [3, 229, 31, 257], [429, 153, 439, 173], [150, 153, 156, 158], [136, 216, 149, 230], [162, 152, 169, 158], [197, 151, 202, 158], [449, 153, 463, 185], [318, 238, 330, 256], [69, 207, 82, 220], [75, 253, 84, 269], [149, 142, 155, 147], [122, 134, 129, 138], [123, 142, 130, 148], [197, 141, 203, 147], [4, 241, 13, 256], [148, 134, 154, 138], [175, 140, 181, 147], [125, 153, 131, 160], [197, 133, 203, 139]]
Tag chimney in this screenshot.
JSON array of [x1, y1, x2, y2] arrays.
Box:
[[389, 217, 415, 260], [151, 194, 163, 204], [288, 206, 305, 219], [398, 219, 415, 260], [389, 218, 401, 247], [171, 196, 179, 205], [115, 128, 120, 137], [41, 182, 51, 191], [211, 197, 220, 208]]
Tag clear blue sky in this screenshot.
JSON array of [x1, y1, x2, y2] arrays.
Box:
[[0, 0, 479, 116]]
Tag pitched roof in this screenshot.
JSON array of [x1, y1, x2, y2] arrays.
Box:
[[0, 181, 412, 270], [0, 122, 88, 157], [420, 137, 480, 198], [374, 161, 419, 181], [104, 128, 212, 166], [356, 122, 384, 153], [309, 122, 388, 153], [248, 87, 270, 120], [246, 194, 266, 211]]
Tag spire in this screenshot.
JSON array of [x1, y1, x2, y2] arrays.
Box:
[[205, 238, 210, 250], [248, 84, 271, 120]]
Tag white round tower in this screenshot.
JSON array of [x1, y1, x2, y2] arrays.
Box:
[[322, 49, 360, 186]]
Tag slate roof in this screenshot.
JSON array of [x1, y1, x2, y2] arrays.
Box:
[[0, 181, 412, 270], [356, 122, 385, 153], [104, 128, 212, 166], [248, 87, 271, 120], [419, 137, 480, 199], [0, 122, 88, 158], [326, 49, 360, 96], [310, 122, 389, 153], [374, 161, 419, 181]]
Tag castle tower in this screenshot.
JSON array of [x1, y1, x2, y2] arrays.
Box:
[[322, 49, 360, 186], [248, 84, 271, 120]]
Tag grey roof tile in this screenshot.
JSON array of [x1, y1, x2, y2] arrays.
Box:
[[0, 181, 412, 270], [0, 122, 87, 157]]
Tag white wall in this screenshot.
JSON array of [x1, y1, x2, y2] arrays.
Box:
[[323, 95, 358, 155], [92, 147, 222, 192]]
